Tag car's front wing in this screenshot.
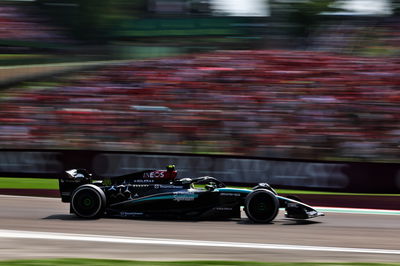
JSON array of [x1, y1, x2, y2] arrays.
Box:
[[278, 196, 325, 219]]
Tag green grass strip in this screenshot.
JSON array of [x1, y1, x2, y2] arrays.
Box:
[[0, 54, 49, 59], [0, 178, 59, 190], [0, 259, 399, 266], [0, 177, 399, 197]]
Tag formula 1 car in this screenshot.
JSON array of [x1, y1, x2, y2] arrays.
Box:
[[59, 165, 324, 223]]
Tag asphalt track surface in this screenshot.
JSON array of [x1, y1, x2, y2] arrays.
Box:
[[0, 195, 399, 263]]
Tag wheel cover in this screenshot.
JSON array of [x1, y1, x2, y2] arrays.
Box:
[[246, 191, 279, 222], [72, 187, 102, 218]]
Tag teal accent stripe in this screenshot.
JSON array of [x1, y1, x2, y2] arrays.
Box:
[[110, 194, 174, 207], [132, 193, 199, 204], [133, 195, 174, 203], [216, 188, 251, 194]]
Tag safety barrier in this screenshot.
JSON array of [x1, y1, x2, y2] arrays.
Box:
[[0, 149, 399, 193]]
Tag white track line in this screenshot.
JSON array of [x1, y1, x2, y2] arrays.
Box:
[[0, 229, 399, 255], [315, 207, 400, 215]]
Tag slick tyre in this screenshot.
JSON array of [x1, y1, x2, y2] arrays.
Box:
[[71, 184, 106, 219], [245, 189, 279, 223]]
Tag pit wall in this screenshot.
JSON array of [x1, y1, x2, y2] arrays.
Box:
[[0, 149, 399, 194]]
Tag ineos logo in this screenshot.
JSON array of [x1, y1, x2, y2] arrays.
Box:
[[143, 171, 165, 178]]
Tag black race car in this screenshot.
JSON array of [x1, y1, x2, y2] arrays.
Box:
[[59, 165, 324, 223]]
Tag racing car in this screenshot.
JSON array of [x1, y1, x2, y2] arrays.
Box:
[[59, 165, 324, 223]]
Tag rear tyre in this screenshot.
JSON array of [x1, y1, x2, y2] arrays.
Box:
[[245, 189, 279, 223], [71, 184, 106, 219]]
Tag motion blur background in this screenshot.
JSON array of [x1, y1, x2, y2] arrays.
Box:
[[0, 0, 399, 163]]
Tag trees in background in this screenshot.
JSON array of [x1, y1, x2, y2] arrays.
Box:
[[36, 0, 147, 42], [268, 0, 342, 45], [35, 0, 400, 47], [391, 0, 400, 14]]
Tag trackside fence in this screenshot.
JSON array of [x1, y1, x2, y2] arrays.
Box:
[[0, 149, 399, 193]]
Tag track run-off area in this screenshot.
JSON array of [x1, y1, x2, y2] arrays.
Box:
[[0, 195, 399, 262]]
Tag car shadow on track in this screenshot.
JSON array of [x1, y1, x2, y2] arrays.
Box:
[[237, 219, 321, 225], [43, 215, 321, 225], [279, 219, 322, 225], [43, 214, 210, 222], [43, 214, 88, 221]]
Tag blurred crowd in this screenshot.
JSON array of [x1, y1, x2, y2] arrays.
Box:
[[1, 50, 399, 162], [311, 18, 400, 56], [0, 4, 66, 42]]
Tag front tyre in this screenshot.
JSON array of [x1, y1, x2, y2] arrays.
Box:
[[245, 189, 279, 223], [71, 184, 106, 219]]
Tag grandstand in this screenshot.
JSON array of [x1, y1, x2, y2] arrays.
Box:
[[1, 50, 399, 162]]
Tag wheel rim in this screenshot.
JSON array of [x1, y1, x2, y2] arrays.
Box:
[[72, 188, 102, 217], [83, 198, 92, 207]]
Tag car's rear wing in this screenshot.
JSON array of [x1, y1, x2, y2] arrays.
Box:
[[59, 169, 92, 202]]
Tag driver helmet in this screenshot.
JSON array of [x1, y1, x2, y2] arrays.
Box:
[[165, 164, 177, 180]]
